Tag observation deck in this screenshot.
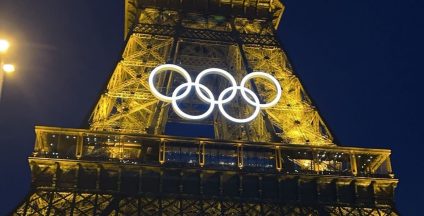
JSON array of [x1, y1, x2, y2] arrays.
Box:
[[34, 126, 394, 178], [28, 126, 397, 207]]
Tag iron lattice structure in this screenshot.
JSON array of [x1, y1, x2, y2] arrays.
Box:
[[13, 0, 398, 215]]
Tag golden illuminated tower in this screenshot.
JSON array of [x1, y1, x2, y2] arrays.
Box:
[[13, 1, 398, 215]]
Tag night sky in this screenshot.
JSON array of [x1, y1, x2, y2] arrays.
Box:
[[0, 0, 423, 215]]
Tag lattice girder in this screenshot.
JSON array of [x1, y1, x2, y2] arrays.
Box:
[[241, 45, 334, 144], [92, 8, 336, 144], [12, 1, 401, 216], [125, 0, 285, 37], [14, 190, 398, 216], [90, 33, 173, 134], [13, 126, 398, 215]]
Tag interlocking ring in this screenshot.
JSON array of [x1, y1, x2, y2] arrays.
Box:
[[148, 64, 282, 123]]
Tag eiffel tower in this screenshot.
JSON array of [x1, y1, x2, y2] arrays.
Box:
[[13, 1, 398, 215]]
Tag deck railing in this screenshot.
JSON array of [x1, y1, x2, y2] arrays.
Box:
[[32, 126, 394, 178]]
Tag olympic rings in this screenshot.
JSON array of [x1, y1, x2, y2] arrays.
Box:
[[148, 64, 282, 123]]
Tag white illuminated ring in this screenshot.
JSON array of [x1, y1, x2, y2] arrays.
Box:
[[148, 64, 192, 103], [218, 86, 261, 123], [240, 72, 282, 108], [195, 68, 238, 104], [148, 64, 282, 123], [172, 83, 215, 120]]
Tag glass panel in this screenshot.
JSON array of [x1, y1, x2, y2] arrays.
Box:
[[374, 157, 391, 177], [165, 141, 198, 166], [243, 146, 274, 171], [315, 150, 351, 175], [281, 149, 314, 174], [39, 132, 77, 158], [120, 136, 143, 163], [204, 143, 237, 168], [56, 134, 77, 158], [82, 134, 120, 160], [355, 153, 383, 177]]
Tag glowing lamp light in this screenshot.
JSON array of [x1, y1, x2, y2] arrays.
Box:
[[149, 64, 282, 123], [2, 64, 15, 73], [0, 39, 10, 53]]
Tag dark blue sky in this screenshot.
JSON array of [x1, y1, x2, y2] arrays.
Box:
[[0, 0, 422, 215]]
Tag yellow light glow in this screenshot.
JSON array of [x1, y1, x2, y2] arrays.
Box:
[[2, 64, 15, 73], [0, 39, 10, 53]]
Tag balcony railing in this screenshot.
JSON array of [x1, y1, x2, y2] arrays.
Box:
[[32, 126, 394, 178]]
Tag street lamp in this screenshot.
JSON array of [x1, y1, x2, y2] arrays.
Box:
[[2, 64, 15, 73], [0, 39, 15, 102], [0, 39, 10, 53]]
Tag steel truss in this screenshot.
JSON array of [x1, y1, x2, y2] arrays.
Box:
[[12, 127, 398, 215], [15, 190, 397, 216], [12, 1, 399, 215], [89, 7, 334, 144]]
